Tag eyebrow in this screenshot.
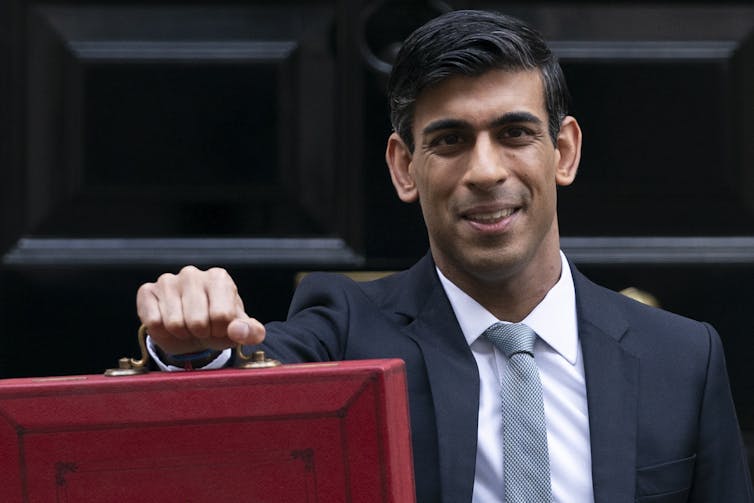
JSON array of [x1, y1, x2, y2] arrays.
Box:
[[490, 111, 543, 128], [421, 118, 470, 137], [421, 111, 544, 138]]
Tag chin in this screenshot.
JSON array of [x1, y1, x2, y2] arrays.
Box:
[[462, 250, 523, 281]]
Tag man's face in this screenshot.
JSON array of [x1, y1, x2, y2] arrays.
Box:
[[388, 69, 579, 291]]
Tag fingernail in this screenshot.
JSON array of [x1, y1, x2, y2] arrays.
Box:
[[237, 321, 251, 341]]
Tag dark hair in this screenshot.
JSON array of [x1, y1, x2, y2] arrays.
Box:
[[387, 10, 570, 152]]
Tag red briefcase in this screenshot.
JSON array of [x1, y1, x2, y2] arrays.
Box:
[[0, 356, 415, 502]]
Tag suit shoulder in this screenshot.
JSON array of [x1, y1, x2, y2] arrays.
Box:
[[293, 259, 434, 322], [292, 269, 411, 308], [575, 271, 717, 356], [615, 287, 710, 336], [575, 266, 709, 330]]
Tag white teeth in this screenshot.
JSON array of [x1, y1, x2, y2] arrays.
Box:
[[469, 208, 514, 222]]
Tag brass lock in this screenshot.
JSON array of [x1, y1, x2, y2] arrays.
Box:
[[104, 325, 150, 376]]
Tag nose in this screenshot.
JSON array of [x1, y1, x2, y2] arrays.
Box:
[[464, 133, 509, 190]]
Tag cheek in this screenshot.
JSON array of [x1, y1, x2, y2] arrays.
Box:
[[417, 161, 458, 198], [416, 172, 457, 228], [517, 152, 558, 192]]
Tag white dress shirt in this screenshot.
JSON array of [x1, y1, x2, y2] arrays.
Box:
[[147, 337, 231, 371], [437, 251, 594, 502]]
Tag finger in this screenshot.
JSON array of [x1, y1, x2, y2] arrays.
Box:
[[181, 277, 211, 339], [136, 282, 162, 329], [137, 281, 183, 343], [137, 282, 176, 348], [155, 272, 192, 340], [228, 316, 266, 346], [205, 267, 243, 341]]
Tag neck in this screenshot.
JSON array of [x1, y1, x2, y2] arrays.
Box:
[[437, 234, 563, 323], [481, 254, 562, 322]]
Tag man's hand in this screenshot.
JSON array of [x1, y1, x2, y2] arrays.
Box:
[[136, 266, 266, 355]]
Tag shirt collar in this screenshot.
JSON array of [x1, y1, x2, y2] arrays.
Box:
[[437, 251, 578, 365]]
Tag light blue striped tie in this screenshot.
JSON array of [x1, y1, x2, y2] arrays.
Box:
[[484, 322, 552, 503]]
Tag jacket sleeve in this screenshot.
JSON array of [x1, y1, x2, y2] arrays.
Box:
[[690, 323, 753, 502], [250, 272, 359, 364]]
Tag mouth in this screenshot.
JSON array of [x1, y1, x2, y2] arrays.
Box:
[[461, 206, 520, 232], [465, 207, 516, 224]]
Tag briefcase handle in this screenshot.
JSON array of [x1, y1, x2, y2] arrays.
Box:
[[104, 325, 151, 377], [104, 325, 281, 376]]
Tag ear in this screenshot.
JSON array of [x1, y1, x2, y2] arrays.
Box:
[[554, 116, 582, 187], [385, 132, 419, 202]]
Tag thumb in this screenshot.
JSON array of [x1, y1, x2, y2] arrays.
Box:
[[227, 315, 266, 346]]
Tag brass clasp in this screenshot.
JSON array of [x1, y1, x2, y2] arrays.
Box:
[[104, 325, 151, 376], [235, 345, 281, 369]]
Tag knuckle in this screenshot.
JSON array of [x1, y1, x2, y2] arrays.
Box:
[[156, 272, 177, 286], [206, 267, 230, 281], [136, 282, 156, 296], [207, 267, 238, 294], [179, 265, 201, 276]]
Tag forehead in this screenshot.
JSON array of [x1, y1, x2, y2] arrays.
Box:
[[412, 69, 546, 130]]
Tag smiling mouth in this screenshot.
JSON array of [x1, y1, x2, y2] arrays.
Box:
[[464, 207, 517, 224]]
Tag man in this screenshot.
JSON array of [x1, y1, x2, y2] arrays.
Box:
[[137, 10, 753, 502]]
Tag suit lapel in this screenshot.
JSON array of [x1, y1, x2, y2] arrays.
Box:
[[392, 257, 641, 502], [572, 265, 639, 503], [396, 255, 480, 503]]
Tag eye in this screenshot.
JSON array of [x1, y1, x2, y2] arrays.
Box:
[[431, 133, 464, 146], [498, 125, 539, 145], [501, 126, 531, 139], [423, 132, 469, 155]]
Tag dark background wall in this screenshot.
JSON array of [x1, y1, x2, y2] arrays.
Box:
[[2, 0, 753, 466]]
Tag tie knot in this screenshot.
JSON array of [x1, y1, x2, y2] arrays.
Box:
[[483, 322, 536, 357]]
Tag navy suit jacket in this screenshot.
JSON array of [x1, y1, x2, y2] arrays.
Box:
[[258, 253, 753, 502]]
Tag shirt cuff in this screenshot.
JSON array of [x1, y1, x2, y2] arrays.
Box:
[[147, 335, 232, 371]]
